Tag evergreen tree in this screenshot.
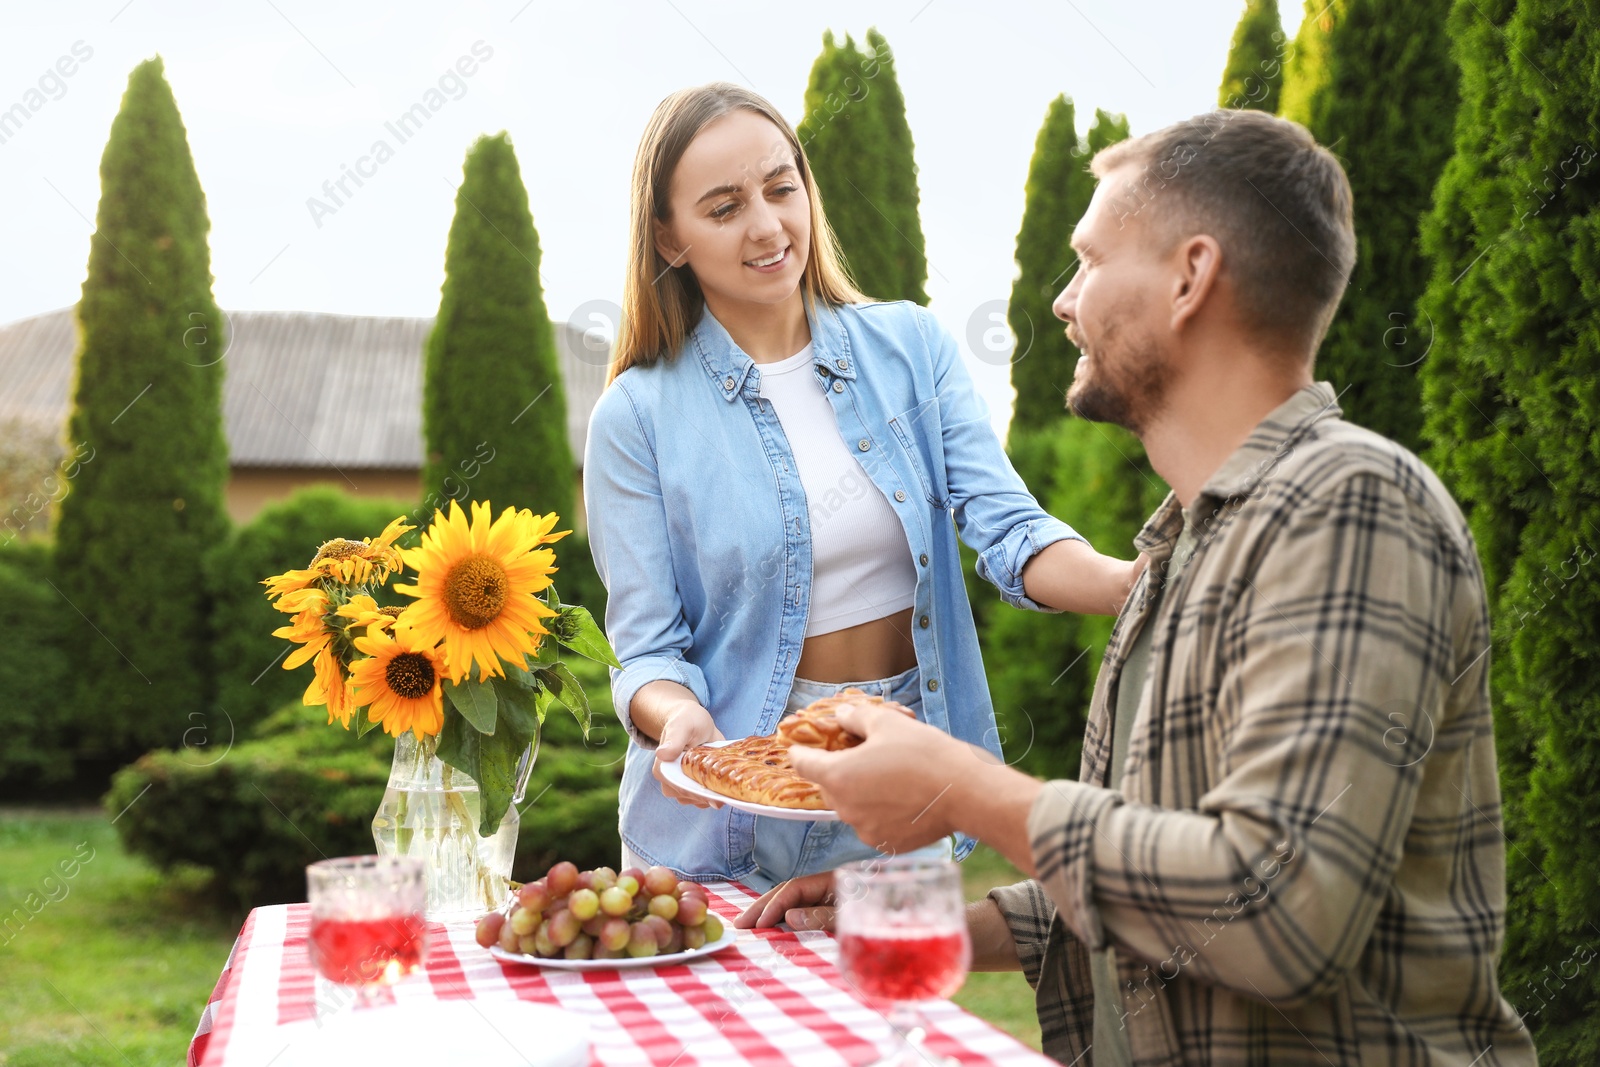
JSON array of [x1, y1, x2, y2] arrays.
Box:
[[985, 419, 1168, 779], [1299, 0, 1457, 450], [423, 132, 573, 521], [1277, 0, 1340, 126], [1416, 2, 1600, 1059], [1007, 100, 1128, 435], [1218, 0, 1286, 112], [54, 58, 230, 766], [798, 28, 928, 303]]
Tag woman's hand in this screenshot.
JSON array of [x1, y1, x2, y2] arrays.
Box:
[[736, 871, 837, 931], [651, 699, 725, 808]]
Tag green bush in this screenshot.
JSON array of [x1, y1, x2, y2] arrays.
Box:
[[0, 541, 71, 792], [204, 486, 414, 736]]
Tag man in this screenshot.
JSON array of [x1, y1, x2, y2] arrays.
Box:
[[738, 110, 1537, 1066]]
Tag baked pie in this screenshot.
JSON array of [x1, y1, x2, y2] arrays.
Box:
[[678, 688, 913, 809]]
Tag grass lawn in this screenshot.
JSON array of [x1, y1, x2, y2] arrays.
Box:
[[0, 807, 1041, 1062], [953, 844, 1043, 1051], [0, 806, 241, 1067]]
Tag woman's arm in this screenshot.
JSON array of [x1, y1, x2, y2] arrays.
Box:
[[1023, 539, 1148, 615], [632, 680, 725, 809]]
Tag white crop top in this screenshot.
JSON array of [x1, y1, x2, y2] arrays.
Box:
[[757, 344, 918, 637]]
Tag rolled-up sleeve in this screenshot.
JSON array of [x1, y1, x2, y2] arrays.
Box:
[[913, 307, 1084, 612], [582, 380, 710, 749], [986, 878, 1058, 991]]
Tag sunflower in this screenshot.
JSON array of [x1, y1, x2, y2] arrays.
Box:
[[261, 515, 416, 598], [348, 624, 447, 739], [335, 593, 406, 633], [393, 500, 567, 683], [272, 591, 334, 670], [303, 646, 358, 728]]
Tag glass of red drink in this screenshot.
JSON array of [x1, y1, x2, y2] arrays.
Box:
[[307, 855, 429, 1017], [836, 856, 971, 1064]]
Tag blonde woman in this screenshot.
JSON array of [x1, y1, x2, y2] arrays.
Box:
[[584, 83, 1138, 892]]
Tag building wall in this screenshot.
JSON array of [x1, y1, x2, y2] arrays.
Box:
[[225, 467, 588, 533]]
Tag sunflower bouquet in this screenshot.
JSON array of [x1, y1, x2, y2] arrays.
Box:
[[263, 499, 620, 838]]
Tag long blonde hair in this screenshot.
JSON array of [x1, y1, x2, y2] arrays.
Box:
[[608, 83, 865, 385]]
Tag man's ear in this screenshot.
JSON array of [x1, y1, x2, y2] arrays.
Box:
[[1170, 234, 1223, 333], [653, 218, 686, 270]]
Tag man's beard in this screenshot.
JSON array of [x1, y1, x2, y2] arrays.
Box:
[[1065, 318, 1168, 435]]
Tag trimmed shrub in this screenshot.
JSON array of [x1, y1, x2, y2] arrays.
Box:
[[0, 541, 71, 792], [798, 28, 928, 303], [424, 132, 574, 520], [53, 58, 231, 768], [204, 485, 414, 737], [1218, 0, 1285, 112]]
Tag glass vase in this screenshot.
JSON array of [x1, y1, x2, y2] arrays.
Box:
[[370, 730, 537, 923]]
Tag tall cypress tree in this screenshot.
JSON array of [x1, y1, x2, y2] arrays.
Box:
[[1218, 0, 1286, 112], [1299, 0, 1457, 450], [1417, 3, 1600, 1060], [798, 28, 928, 303], [1277, 0, 1340, 126], [55, 58, 230, 766], [1008, 100, 1128, 435], [423, 132, 572, 521]]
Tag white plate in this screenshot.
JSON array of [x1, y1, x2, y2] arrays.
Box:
[[659, 739, 840, 821], [489, 924, 739, 970], [268, 1001, 588, 1067]]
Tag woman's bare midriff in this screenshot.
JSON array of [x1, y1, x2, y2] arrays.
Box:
[[795, 607, 918, 684]]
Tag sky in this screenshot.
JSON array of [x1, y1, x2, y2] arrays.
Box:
[[0, 0, 1297, 437]]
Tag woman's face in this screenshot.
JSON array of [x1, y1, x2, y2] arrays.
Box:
[[654, 110, 811, 313]]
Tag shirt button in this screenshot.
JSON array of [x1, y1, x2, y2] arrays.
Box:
[[832, 380, 844, 393], [919, 614, 929, 628], [919, 553, 929, 566], [926, 678, 939, 692], [836, 359, 848, 371], [724, 376, 735, 389], [894, 490, 907, 502], [857, 438, 870, 451]]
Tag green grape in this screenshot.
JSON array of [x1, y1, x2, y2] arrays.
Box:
[[648, 894, 679, 921], [600, 917, 631, 951], [626, 923, 658, 958], [569, 888, 600, 921], [702, 913, 724, 943], [681, 925, 707, 951], [510, 907, 540, 936], [616, 874, 641, 897], [599, 886, 632, 917], [564, 933, 595, 960]]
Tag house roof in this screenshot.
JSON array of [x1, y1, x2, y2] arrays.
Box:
[[0, 307, 610, 470]]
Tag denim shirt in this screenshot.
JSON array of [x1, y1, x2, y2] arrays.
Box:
[[582, 299, 1083, 880]]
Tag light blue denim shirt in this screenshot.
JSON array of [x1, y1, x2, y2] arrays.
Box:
[[583, 299, 1083, 881]]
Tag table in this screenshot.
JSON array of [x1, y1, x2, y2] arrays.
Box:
[[189, 881, 1051, 1066]]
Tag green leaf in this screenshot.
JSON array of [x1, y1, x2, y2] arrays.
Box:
[[540, 662, 591, 740], [435, 704, 481, 785], [553, 606, 622, 669], [490, 675, 542, 735], [355, 704, 382, 738], [445, 675, 498, 735], [473, 695, 538, 837]]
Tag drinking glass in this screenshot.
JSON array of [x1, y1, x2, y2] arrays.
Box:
[[835, 857, 972, 1065], [306, 855, 429, 1016]]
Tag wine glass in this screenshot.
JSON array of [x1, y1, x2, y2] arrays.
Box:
[[835, 856, 972, 1065], [306, 855, 429, 1019]]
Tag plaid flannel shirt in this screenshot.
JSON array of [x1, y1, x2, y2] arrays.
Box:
[[989, 383, 1537, 1066]]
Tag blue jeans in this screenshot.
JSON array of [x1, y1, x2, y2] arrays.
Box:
[[743, 665, 953, 893]]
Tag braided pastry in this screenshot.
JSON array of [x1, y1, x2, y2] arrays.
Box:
[[679, 688, 914, 809]]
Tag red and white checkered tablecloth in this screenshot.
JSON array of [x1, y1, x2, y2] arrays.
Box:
[[188, 881, 1050, 1067]]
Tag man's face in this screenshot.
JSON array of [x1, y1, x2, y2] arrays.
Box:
[[1053, 165, 1173, 435]]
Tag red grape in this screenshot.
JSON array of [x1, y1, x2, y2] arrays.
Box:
[[681, 925, 707, 951], [564, 932, 595, 960], [644, 867, 678, 897], [517, 881, 550, 912], [547, 861, 578, 898], [626, 923, 658, 958], [675, 894, 708, 926], [600, 917, 631, 951], [475, 912, 506, 948], [548, 910, 581, 948], [642, 914, 674, 949], [497, 919, 521, 952], [664, 924, 685, 954]]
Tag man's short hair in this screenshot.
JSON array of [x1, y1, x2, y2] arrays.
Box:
[[1091, 109, 1356, 353]]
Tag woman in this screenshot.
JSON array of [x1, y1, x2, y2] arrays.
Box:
[[584, 83, 1137, 891]]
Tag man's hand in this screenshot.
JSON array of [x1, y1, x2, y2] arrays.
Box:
[[652, 701, 724, 808], [786, 701, 983, 853], [735, 871, 837, 931]]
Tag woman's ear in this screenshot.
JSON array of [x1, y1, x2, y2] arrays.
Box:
[[653, 218, 687, 270], [1170, 234, 1222, 333]]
